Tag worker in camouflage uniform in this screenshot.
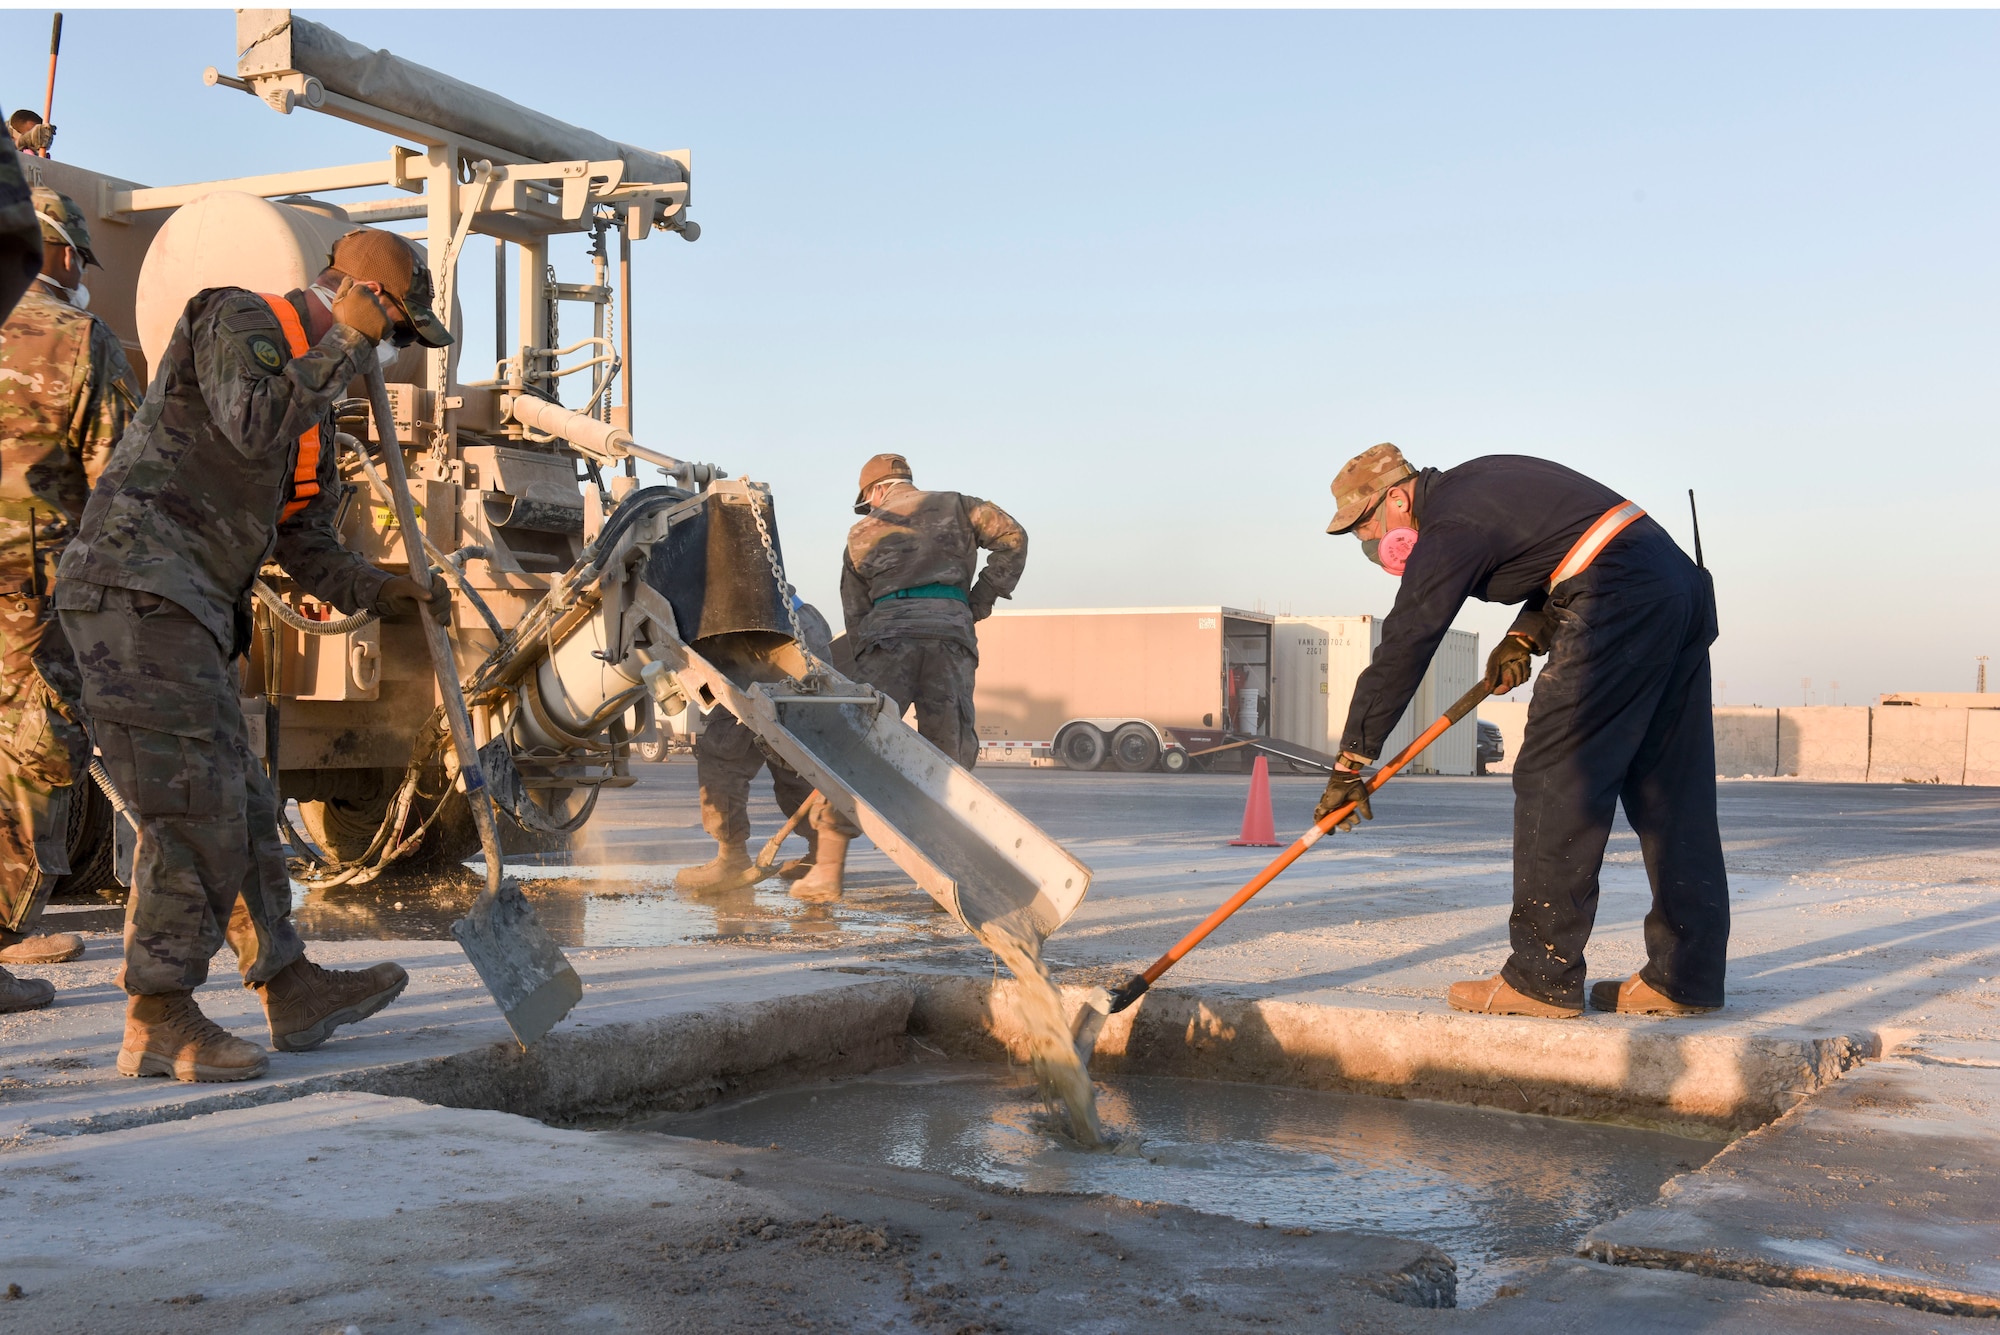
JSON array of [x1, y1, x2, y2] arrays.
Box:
[[837, 453, 1025, 891], [0, 189, 139, 1012], [0, 136, 41, 320], [678, 597, 859, 902], [56, 227, 452, 1080]]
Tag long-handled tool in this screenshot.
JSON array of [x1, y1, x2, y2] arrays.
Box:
[[37, 14, 61, 158], [365, 363, 582, 1046], [1071, 680, 1493, 1055], [692, 791, 821, 895]]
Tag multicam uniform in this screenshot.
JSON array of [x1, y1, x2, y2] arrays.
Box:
[[0, 281, 137, 929], [840, 486, 1026, 768], [55, 287, 388, 995], [695, 602, 855, 847]]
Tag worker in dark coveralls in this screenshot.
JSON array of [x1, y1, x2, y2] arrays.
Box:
[[0, 190, 139, 1011], [55, 228, 451, 1081], [678, 597, 860, 903], [1318, 444, 1727, 1019]]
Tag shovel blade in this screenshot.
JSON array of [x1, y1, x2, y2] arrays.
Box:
[[450, 881, 583, 1047], [1069, 986, 1113, 1067]]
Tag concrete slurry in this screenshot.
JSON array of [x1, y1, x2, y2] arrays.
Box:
[[0, 763, 1994, 1328]]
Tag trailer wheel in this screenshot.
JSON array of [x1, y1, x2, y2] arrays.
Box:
[[1160, 746, 1192, 775], [1110, 723, 1160, 773], [1055, 723, 1108, 771], [50, 769, 123, 903]]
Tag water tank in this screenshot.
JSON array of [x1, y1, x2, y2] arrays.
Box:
[[134, 191, 354, 373]]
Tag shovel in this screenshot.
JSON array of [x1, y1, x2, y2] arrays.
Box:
[[1071, 681, 1493, 1059], [365, 364, 581, 1046]]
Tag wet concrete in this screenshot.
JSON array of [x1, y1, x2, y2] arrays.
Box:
[[649, 1061, 1719, 1304]]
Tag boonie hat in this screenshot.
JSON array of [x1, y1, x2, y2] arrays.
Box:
[[31, 187, 96, 267], [328, 228, 454, 348], [854, 452, 913, 513], [1326, 443, 1418, 534]]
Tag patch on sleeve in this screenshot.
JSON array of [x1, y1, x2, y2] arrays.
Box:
[[221, 305, 281, 333], [241, 333, 286, 373]]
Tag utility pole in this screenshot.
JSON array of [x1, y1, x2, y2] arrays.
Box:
[[1801, 676, 1812, 707], [1980, 657, 1989, 694]]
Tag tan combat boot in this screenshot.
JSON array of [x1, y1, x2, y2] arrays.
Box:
[[0, 966, 55, 1013], [254, 957, 409, 1053], [777, 827, 819, 882], [1589, 972, 1717, 1016], [789, 830, 849, 904], [118, 991, 269, 1081], [1445, 974, 1582, 1019], [0, 930, 86, 964], [675, 842, 756, 892]]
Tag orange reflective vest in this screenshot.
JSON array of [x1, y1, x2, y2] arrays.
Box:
[[1548, 500, 1645, 591], [255, 293, 323, 523]]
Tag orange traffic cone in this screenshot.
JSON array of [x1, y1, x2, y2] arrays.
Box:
[[1230, 754, 1279, 846]]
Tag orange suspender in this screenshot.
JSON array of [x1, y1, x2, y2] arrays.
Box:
[[255, 294, 322, 523], [1548, 500, 1646, 591]]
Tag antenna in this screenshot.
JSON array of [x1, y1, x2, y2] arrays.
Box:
[[1688, 489, 1704, 568]]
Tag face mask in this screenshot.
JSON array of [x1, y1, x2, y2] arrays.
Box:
[[1363, 528, 1420, 576], [68, 282, 89, 311], [375, 341, 400, 369]]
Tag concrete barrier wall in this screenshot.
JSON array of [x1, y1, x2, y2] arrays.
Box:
[[1868, 707, 1968, 785], [1713, 707, 1779, 777], [1778, 706, 1871, 782], [1968, 711, 2000, 788]]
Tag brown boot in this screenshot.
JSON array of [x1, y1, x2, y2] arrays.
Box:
[[1589, 972, 1718, 1016], [778, 827, 819, 882], [0, 930, 85, 964], [254, 957, 409, 1053], [0, 966, 54, 1014], [789, 830, 848, 904], [1446, 973, 1581, 1019], [118, 992, 269, 1082], [675, 842, 757, 892]]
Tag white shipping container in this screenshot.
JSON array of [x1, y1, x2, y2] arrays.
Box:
[[1271, 616, 1480, 775]]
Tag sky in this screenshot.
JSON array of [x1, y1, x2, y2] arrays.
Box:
[[6, 8, 1996, 708]]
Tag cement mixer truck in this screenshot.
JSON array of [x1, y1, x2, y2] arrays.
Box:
[[28, 11, 1092, 951]]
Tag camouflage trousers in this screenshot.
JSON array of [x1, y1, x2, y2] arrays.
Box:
[[0, 576, 93, 933], [696, 707, 855, 847], [855, 638, 979, 769], [58, 583, 305, 995]]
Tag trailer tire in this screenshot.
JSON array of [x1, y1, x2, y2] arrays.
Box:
[[1055, 723, 1107, 771], [1110, 723, 1160, 773], [1160, 746, 1191, 775], [50, 770, 123, 903]]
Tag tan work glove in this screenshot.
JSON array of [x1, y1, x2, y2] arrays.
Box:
[[1313, 766, 1374, 832], [1485, 631, 1539, 693], [330, 277, 394, 344], [373, 573, 451, 623]]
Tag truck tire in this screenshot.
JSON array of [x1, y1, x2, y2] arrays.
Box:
[[1055, 723, 1107, 771], [1109, 722, 1160, 773], [51, 770, 123, 903], [1159, 746, 1192, 775]]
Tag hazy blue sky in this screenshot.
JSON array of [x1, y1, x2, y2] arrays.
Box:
[[8, 9, 1995, 706]]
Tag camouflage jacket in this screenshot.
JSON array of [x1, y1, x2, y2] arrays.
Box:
[[0, 282, 137, 586], [840, 485, 1027, 653], [55, 287, 387, 653]]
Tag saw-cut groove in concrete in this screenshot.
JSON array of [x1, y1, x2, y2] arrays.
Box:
[[904, 974, 1872, 1136]]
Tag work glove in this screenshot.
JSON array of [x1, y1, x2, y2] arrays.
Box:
[[330, 277, 394, 345], [1313, 766, 1374, 832], [1485, 631, 1538, 694], [373, 572, 451, 624]]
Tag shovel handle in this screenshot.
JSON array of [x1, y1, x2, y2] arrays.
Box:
[[754, 792, 819, 871], [364, 364, 507, 901], [1108, 681, 1493, 1013]]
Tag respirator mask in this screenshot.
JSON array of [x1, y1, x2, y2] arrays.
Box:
[[1362, 527, 1419, 576]]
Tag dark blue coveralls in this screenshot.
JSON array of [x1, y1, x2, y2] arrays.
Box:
[[1339, 456, 1728, 1010]]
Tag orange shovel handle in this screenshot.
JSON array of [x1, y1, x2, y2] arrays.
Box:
[[1107, 681, 1493, 1012]]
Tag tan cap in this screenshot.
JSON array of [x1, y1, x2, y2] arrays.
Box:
[[1326, 443, 1417, 534], [854, 452, 913, 513], [31, 187, 96, 267], [328, 228, 453, 349]]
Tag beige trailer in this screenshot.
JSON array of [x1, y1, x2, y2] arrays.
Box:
[[1270, 617, 1481, 776], [973, 607, 1275, 772]]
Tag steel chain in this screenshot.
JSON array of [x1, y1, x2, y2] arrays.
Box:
[[746, 480, 826, 691]]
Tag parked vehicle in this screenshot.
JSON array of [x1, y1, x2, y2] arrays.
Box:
[[1477, 719, 1504, 775]]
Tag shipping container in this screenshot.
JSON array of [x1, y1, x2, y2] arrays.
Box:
[[1270, 617, 1481, 775]]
